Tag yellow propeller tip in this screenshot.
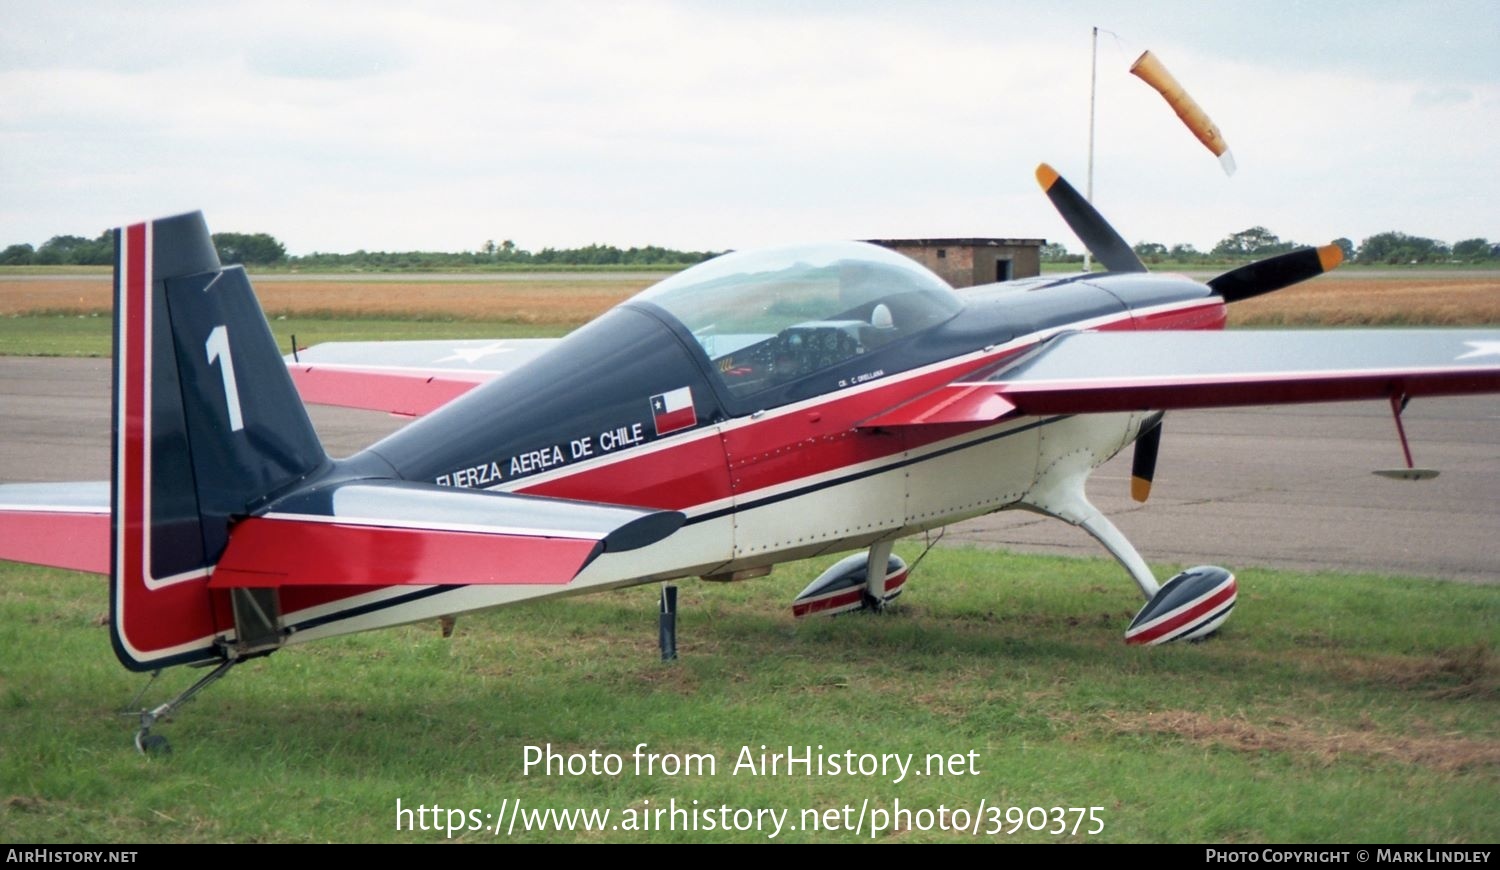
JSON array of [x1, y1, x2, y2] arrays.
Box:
[[1131, 476, 1153, 503], [1035, 163, 1059, 191], [1317, 243, 1344, 272]]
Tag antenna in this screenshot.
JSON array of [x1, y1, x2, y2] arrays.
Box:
[[1085, 26, 1097, 273]]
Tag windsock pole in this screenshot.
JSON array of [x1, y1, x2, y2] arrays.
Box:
[[1084, 26, 1097, 273]]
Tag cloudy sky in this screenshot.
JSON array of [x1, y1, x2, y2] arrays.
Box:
[[2, 1, 1496, 256]]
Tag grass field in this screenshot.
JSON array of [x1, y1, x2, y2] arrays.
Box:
[[0, 547, 1495, 844]]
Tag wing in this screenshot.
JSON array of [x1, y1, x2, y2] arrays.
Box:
[[286, 338, 558, 416], [0, 482, 110, 574], [862, 329, 1500, 427]]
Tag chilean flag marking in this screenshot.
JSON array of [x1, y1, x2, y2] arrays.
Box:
[[650, 386, 695, 436]]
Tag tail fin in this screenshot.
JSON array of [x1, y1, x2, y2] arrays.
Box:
[[111, 213, 327, 670]]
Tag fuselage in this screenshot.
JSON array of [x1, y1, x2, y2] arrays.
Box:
[[283, 247, 1228, 645]]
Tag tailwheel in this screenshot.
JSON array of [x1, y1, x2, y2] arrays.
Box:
[[129, 657, 240, 755], [1125, 566, 1237, 646]]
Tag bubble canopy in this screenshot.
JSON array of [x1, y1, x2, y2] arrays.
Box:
[[630, 242, 963, 400]]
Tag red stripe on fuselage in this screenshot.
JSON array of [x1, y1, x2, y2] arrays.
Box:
[[1130, 300, 1227, 331], [522, 349, 1028, 509], [516, 300, 1226, 510]]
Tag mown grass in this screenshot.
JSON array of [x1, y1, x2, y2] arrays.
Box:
[[1, 547, 1494, 843]]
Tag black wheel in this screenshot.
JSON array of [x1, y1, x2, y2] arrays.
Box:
[[136, 732, 172, 756]]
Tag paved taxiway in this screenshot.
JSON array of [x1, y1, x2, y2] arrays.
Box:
[[2, 356, 1496, 584]]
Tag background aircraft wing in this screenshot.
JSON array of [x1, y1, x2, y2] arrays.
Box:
[[862, 329, 1500, 427], [286, 338, 558, 416], [0, 482, 110, 574]]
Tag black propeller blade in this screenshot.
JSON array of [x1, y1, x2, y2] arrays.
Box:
[[1131, 414, 1164, 503], [1207, 244, 1344, 303], [1035, 163, 1147, 274]]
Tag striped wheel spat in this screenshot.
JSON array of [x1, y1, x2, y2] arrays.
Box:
[[1125, 566, 1237, 646], [792, 550, 910, 618], [792, 568, 908, 618]]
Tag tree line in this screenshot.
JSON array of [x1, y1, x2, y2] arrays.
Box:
[[0, 231, 719, 269], [5, 226, 1495, 269], [0, 231, 290, 267]]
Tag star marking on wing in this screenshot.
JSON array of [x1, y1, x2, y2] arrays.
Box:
[[1455, 340, 1500, 361], [436, 342, 516, 364]]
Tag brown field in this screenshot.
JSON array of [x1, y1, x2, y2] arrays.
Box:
[[1228, 275, 1500, 326], [2, 272, 1496, 326], [0, 278, 654, 324]]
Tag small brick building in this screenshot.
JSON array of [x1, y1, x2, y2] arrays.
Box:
[[868, 238, 1044, 288]]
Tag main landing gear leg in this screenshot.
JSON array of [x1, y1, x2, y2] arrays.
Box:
[[861, 540, 895, 612], [1072, 505, 1238, 646], [1074, 506, 1159, 600], [1023, 471, 1237, 645]]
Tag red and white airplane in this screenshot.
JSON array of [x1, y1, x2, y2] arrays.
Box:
[[2, 164, 1497, 752]]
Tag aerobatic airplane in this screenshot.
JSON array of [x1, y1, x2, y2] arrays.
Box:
[[1, 164, 1497, 752]]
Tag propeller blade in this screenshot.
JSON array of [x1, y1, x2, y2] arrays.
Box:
[[1035, 163, 1147, 274], [1131, 415, 1163, 503], [1207, 244, 1343, 303]]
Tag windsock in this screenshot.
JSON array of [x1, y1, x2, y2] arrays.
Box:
[[1129, 50, 1236, 176]]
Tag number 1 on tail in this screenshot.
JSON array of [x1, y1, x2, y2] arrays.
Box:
[[205, 325, 244, 431]]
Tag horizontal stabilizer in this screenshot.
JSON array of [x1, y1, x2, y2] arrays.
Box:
[[209, 481, 684, 589], [0, 482, 110, 574], [209, 517, 602, 588]]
